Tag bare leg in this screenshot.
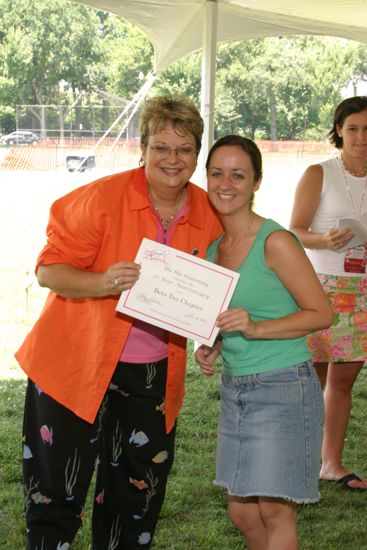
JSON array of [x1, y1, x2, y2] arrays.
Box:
[[320, 361, 367, 489], [258, 498, 298, 550], [313, 361, 328, 389], [228, 496, 266, 550]]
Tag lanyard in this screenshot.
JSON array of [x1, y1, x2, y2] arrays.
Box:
[[339, 156, 367, 215]]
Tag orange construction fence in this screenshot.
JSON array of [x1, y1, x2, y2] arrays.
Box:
[[0, 139, 334, 172]]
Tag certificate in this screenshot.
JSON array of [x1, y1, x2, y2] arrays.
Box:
[[116, 238, 240, 346]]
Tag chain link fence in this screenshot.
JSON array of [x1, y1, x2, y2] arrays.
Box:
[[15, 103, 141, 140]]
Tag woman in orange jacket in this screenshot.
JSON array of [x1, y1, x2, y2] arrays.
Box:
[[16, 95, 222, 550]]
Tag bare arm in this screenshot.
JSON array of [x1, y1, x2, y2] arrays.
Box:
[[217, 231, 332, 340], [37, 261, 140, 299], [289, 164, 354, 251]]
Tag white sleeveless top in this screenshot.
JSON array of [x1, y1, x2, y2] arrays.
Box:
[[307, 156, 367, 276]]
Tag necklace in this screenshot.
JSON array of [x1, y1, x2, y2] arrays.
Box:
[[222, 238, 245, 260], [152, 198, 183, 228], [148, 189, 186, 242], [155, 209, 177, 230], [221, 215, 256, 260], [340, 155, 367, 177], [339, 157, 367, 215]]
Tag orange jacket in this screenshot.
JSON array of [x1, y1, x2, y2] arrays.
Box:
[[16, 167, 222, 432]]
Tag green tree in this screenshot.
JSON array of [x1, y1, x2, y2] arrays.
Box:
[[215, 39, 270, 138], [153, 52, 202, 107], [214, 35, 356, 141], [0, 1, 365, 141], [102, 15, 154, 100], [0, 0, 106, 131], [344, 41, 367, 96]]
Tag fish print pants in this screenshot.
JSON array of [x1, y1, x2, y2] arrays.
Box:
[[22, 359, 176, 549]]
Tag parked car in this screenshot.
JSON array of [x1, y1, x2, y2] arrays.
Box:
[[66, 152, 96, 172], [0, 131, 40, 145]]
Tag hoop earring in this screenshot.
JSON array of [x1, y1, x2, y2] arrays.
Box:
[[139, 158, 145, 167]]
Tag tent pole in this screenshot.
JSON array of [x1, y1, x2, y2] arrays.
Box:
[[199, 0, 218, 188]]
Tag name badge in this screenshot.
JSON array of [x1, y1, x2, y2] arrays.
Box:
[[344, 244, 367, 273]]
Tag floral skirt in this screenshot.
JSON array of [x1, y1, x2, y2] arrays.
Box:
[[307, 273, 367, 363]]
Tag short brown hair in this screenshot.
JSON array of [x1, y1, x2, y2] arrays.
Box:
[[328, 96, 367, 149], [139, 95, 204, 153]]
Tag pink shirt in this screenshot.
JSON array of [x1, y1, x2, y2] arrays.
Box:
[[119, 204, 187, 363]]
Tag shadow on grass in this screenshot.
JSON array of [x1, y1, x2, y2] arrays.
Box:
[[0, 366, 366, 549]]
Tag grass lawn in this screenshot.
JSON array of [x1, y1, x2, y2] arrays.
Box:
[[1, 354, 367, 549]]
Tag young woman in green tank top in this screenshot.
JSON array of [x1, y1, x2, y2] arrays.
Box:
[[195, 135, 332, 550]]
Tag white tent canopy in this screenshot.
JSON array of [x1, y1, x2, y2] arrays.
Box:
[[72, 0, 367, 171], [74, 1, 367, 71]]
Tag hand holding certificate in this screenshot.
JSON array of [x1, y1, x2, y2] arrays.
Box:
[[116, 238, 240, 346]]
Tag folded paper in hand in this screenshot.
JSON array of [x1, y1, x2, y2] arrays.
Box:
[[337, 212, 367, 252]]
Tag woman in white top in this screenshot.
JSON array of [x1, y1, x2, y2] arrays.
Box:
[[290, 96, 367, 491]]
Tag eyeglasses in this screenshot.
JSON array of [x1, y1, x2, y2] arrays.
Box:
[[148, 145, 197, 157]]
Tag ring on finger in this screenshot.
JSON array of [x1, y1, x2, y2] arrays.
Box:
[[114, 278, 120, 288]]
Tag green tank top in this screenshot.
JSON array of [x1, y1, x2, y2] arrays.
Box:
[[206, 219, 310, 376]]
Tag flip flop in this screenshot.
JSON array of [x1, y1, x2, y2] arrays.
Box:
[[335, 473, 366, 492]]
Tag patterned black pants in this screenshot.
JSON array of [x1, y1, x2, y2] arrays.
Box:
[[23, 359, 176, 549]]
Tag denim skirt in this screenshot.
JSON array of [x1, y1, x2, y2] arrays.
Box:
[[215, 361, 324, 503]]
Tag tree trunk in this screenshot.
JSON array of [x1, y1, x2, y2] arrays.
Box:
[[268, 85, 277, 141]]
